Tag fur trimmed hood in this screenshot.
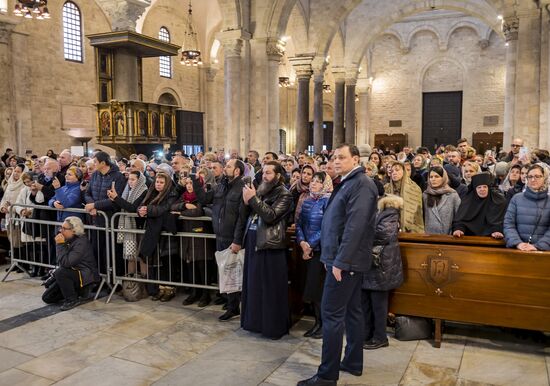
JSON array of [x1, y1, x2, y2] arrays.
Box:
[[377, 194, 404, 212]]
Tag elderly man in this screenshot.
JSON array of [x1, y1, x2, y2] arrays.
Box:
[[42, 217, 99, 311], [129, 158, 153, 186], [58, 149, 73, 177], [299, 144, 378, 386], [247, 150, 262, 173]]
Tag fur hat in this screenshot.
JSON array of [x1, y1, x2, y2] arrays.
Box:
[[377, 194, 404, 211]]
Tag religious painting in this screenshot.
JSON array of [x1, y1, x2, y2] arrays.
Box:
[[100, 111, 111, 136], [164, 113, 172, 137], [114, 111, 125, 135], [151, 112, 159, 137], [138, 111, 148, 136]]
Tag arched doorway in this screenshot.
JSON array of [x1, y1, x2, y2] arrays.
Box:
[[158, 92, 179, 106]]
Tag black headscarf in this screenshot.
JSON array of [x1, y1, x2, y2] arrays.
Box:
[[452, 172, 507, 236]]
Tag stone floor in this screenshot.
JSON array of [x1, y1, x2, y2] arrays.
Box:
[[0, 270, 548, 386]]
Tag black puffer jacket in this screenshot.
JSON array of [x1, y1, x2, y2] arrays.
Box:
[[362, 195, 404, 291], [248, 182, 293, 250], [55, 235, 100, 286], [193, 175, 248, 246]]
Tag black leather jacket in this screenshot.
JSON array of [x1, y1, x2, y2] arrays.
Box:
[[248, 183, 293, 250]]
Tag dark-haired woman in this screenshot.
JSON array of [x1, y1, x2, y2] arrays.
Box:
[[290, 164, 316, 223], [504, 164, 550, 251], [242, 161, 293, 340], [452, 172, 507, 239], [137, 172, 179, 301], [423, 167, 461, 235], [296, 172, 331, 339]]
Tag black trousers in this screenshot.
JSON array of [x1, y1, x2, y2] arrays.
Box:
[[42, 267, 80, 304], [318, 269, 364, 381], [361, 289, 389, 342], [216, 239, 241, 313]]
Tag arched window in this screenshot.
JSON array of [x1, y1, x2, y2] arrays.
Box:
[[158, 27, 172, 78], [62, 1, 83, 62]]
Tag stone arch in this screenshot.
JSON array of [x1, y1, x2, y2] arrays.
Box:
[[419, 57, 466, 91], [327, 27, 345, 68], [444, 20, 485, 47], [347, 0, 503, 69], [153, 87, 182, 107], [404, 25, 444, 52], [382, 29, 407, 53], [206, 20, 223, 63], [264, 0, 299, 39], [284, 1, 309, 57], [217, 0, 242, 30]]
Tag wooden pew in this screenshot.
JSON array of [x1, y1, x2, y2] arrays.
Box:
[[391, 233, 550, 347]]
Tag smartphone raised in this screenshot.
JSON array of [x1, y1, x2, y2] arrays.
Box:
[[242, 176, 253, 188]]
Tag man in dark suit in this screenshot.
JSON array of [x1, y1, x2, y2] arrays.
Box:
[[298, 144, 378, 386]]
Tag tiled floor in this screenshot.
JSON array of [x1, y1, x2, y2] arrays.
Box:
[[0, 270, 548, 386]]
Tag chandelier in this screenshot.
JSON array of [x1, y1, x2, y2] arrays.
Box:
[[10, 0, 50, 19], [180, 1, 202, 66]]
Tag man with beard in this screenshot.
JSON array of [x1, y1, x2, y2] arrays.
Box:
[[192, 159, 248, 321], [299, 144, 378, 386], [242, 161, 293, 339]]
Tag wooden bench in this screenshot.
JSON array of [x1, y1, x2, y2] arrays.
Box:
[[390, 234, 550, 347]]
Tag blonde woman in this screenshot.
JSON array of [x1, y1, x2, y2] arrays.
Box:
[[462, 160, 480, 186]]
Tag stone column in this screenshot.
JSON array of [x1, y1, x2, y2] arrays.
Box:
[[502, 17, 519, 150], [290, 58, 313, 153], [357, 88, 369, 145], [205, 67, 218, 151], [345, 79, 357, 144], [96, 0, 148, 32], [219, 35, 243, 153], [313, 72, 324, 152], [0, 22, 15, 152], [266, 39, 284, 152], [113, 48, 139, 100], [332, 72, 345, 148]]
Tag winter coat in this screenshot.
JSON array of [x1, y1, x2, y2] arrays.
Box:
[[14, 186, 45, 243], [171, 200, 215, 261], [321, 166, 378, 272], [248, 183, 293, 250], [296, 195, 329, 251], [84, 164, 126, 226], [193, 175, 248, 246], [504, 187, 550, 250], [423, 191, 461, 235], [55, 235, 100, 286], [384, 177, 424, 233], [362, 195, 404, 291], [49, 181, 83, 222], [139, 188, 179, 258]]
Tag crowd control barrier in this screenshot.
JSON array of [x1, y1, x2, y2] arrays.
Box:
[[2, 204, 112, 300], [107, 212, 218, 303]]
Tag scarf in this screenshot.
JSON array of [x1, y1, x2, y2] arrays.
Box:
[[118, 173, 147, 259], [424, 169, 455, 204]]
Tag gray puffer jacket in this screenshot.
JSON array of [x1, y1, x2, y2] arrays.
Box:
[[362, 195, 404, 291]]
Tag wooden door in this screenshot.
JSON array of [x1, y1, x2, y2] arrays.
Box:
[[176, 110, 204, 153], [422, 91, 462, 150]]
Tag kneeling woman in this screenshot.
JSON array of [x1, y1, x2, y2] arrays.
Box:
[[42, 217, 99, 311], [452, 172, 507, 239]]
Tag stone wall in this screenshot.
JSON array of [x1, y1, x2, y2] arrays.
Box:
[[367, 16, 506, 148]]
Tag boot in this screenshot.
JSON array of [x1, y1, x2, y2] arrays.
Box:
[[151, 285, 165, 301], [304, 302, 322, 337], [160, 286, 176, 302]]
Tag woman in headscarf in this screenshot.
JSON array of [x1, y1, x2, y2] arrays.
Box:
[[384, 161, 424, 233], [506, 164, 529, 201], [290, 164, 316, 223], [48, 166, 84, 222], [452, 172, 507, 239], [296, 171, 332, 339], [107, 170, 148, 276], [499, 164, 522, 193], [423, 166, 461, 235], [0, 164, 27, 256], [504, 164, 550, 251]]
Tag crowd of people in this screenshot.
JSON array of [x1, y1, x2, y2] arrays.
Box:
[[1, 137, 549, 385]]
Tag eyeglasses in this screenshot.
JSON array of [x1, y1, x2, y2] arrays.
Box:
[[527, 175, 544, 180], [511, 144, 522, 148], [61, 226, 72, 231]]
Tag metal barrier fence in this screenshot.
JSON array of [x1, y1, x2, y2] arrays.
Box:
[[2, 204, 112, 300], [107, 212, 218, 303]]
